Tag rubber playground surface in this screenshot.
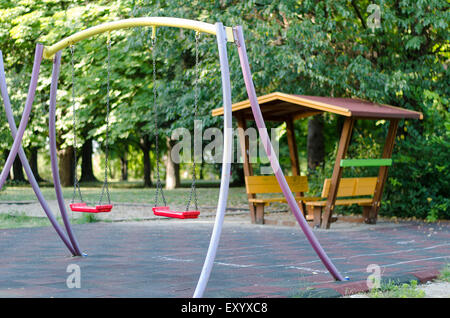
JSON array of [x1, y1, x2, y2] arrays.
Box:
[[0, 218, 448, 298]]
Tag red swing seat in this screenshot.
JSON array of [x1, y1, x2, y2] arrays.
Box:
[[70, 203, 113, 213], [152, 206, 200, 219]]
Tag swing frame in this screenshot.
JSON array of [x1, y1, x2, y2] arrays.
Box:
[[0, 17, 345, 298]]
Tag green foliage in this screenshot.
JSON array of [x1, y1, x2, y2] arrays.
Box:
[[0, 0, 448, 220], [382, 128, 450, 221], [438, 264, 450, 282]]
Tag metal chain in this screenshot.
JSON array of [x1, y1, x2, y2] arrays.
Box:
[[70, 45, 84, 204], [152, 34, 167, 207], [185, 31, 200, 211], [98, 36, 112, 205]]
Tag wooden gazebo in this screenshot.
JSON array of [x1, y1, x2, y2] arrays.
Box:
[[212, 92, 422, 229]]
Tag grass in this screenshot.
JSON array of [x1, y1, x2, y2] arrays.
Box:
[[437, 264, 450, 282], [366, 264, 450, 298], [0, 183, 250, 229], [0, 212, 53, 229], [0, 211, 100, 229], [0, 184, 249, 207], [368, 280, 425, 298]]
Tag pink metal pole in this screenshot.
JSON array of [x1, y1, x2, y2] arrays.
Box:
[[234, 26, 344, 281], [0, 48, 76, 255], [48, 51, 83, 256], [0, 44, 43, 190]]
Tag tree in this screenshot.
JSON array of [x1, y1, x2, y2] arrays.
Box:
[[79, 137, 98, 183], [307, 116, 325, 171], [58, 146, 74, 187], [119, 143, 129, 181], [0, 0, 133, 185], [12, 157, 25, 182], [165, 137, 180, 189], [139, 134, 153, 187], [0, 0, 447, 221], [27, 147, 44, 182]]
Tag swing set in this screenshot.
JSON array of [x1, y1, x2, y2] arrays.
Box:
[[68, 41, 113, 214], [68, 27, 200, 218], [0, 17, 345, 297]]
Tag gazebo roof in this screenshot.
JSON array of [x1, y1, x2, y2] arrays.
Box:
[[212, 92, 423, 121]]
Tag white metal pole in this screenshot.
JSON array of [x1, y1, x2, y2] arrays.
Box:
[[193, 22, 233, 298]]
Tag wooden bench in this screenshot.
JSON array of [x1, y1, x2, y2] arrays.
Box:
[[306, 177, 377, 227], [245, 175, 320, 224]]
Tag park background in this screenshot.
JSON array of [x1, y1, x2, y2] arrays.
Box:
[[0, 0, 448, 222]]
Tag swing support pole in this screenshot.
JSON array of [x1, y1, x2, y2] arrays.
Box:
[[48, 51, 83, 256], [0, 47, 77, 256], [233, 26, 345, 281]]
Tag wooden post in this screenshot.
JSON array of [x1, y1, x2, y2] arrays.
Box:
[[367, 119, 399, 223], [321, 117, 355, 229], [285, 117, 307, 216], [236, 115, 256, 223], [312, 206, 323, 228], [254, 203, 265, 224], [285, 118, 300, 176]]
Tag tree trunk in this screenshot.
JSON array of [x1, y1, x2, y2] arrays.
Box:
[[12, 156, 25, 182], [58, 146, 74, 187], [140, 135, 152, 187], [3, 152, 10, 181], [79, 137, 99, 183], [307, 115, 325, 171], [165, 137, 180, 190], [28, 147, 44, 182], [199, 160, 204, 180], [230, 164, 245, 186], [120, 149, 128, 181]]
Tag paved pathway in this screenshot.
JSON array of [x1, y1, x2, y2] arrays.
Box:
[[0, 219, 448, 297]]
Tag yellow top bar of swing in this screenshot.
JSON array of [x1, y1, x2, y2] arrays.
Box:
[[43, 17, 234, 59]]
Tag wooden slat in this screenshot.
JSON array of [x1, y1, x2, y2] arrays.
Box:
[[245, 175, 309, 194], [306, 198, 373, 207], [321, 177, 377, 198], [355, 177, 378, 196], [248, 196, 321, 203], [321, 178, 355, 198]]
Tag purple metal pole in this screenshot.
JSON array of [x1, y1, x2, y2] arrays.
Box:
[[0, 45, 43, 191], [234, 26, 344, 281], [48, 51, 83, 256], [0, 48, 76, 255]]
